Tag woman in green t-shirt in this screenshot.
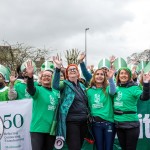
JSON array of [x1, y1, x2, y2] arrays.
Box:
[[114, 67, 150, 150], [25, 61, 60, 150]]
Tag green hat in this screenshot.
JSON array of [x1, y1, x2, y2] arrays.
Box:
[[21, 60, 37, 73], [143, 61, 150, 74], [118, 67, 132, 78], [113, 57, 127, 70], [98, 58, 110, 69], [41, 61, 54, 73], [0, 64, 10, 81], [4, 67, 11, 82], [137, 61, 147, 72]]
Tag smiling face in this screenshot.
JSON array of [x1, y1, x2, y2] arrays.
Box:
[[67, 66, 79, 79], [41, 71, 53, 87], [95, 70, 105, 84], [119, 70, 130, 84], [90, 69, 108, 88]]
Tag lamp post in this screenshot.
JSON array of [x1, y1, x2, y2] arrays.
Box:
[[85, 28, 89, 66]]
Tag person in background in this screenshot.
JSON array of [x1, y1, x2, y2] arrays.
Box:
[[8, 61, 38, 100], [53, 56, 88, 150], [113, 67, 150, 150], [26, 60, 60, 150], [0, 72, 9, 101], [0, 64, 16, 101]]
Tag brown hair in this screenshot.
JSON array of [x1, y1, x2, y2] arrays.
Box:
[[116, 69, 132, 86], [89, 69, 108, 93]]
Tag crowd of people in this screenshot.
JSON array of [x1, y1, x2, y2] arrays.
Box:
[[0, 53, 150, 150]]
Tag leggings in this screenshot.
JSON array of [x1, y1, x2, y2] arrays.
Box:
[[116, 127, 140, 150], [66, 121, 88, 150], [30, 132, 56, 150]]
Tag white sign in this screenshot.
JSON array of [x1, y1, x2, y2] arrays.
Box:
[[0, 99, 32, 150]]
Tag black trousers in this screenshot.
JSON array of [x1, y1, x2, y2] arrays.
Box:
[[116, 127, 140, 150], [66, 121, 88, 150], [30, 132, 56, 150]]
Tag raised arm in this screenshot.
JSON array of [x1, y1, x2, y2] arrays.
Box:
[[106, 67, 116, 95], [140, 73, 150, 100], [8, 73, 17, 100], [26, 61, 36, 96], [52, 56, 62, 90], [78, 52, 92, 82]]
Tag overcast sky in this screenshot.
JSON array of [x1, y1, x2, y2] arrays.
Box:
[[0, 0, 150, 67]]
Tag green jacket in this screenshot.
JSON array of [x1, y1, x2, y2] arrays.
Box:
[[57, 80, 87, 140]]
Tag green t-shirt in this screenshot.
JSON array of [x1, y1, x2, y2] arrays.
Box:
[[113, 85, 142, 122], [14, 81, 38, 100], [30, 86, 59, 133], [87, 86, 114, 122], [0, 86, 9, 101]]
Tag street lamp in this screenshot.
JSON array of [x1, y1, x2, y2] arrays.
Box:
[[85, 28, 89, 66]]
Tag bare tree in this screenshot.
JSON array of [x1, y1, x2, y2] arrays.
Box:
[[127, 49, 150, 65], [65, 49, 80, 65], [0, 41, 48, 71]]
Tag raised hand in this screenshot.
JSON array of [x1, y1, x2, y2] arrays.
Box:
[[78, 52, 86, 63], [143, 73, 150, 82], [53, 56, 62, 69], [109, 55, 116, 64], [25, 60, 34, 78], [106, 68, 115, 79], [10, 71, 18, 84], [132, 66, 137, 79]]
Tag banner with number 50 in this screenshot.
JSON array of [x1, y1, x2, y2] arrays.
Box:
[[0, 99, 32, 150]]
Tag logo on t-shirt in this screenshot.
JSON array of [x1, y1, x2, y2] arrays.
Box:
[[116, 91, 122, 101], [114, 91, 123, 106], [94, 94, 100, 103], [49, 95, 55, 105], [48, 95, 56, 111], [92, 94, 103, 108]]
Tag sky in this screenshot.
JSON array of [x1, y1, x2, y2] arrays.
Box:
[[0, 0, 150, 67]]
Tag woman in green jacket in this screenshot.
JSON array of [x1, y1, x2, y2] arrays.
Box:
[[53, 56, 88, 150]]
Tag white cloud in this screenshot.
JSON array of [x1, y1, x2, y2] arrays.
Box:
[[0, 0, 150, 67]]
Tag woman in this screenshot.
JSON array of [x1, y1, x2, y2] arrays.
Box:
[[25, 61, 60, 150], [114, 67, 150, 150], [79, 53, 116, 150], [53, 56, 88, 150]]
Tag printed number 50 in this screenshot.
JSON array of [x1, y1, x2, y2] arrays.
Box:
[[4, 114, 24, 129]]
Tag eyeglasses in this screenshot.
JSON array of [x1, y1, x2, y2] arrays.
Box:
[[42, 75, 52, 78], [68, 68, 77, 72]]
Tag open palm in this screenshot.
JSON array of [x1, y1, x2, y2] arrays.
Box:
[[53, 56, 62, 69], [25, 61, 34, 78]]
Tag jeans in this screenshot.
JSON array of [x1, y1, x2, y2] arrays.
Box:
[[116, 127, 140, 150], [92, 121, 115, 150], [30, 132, 56, 150], [66, 121, 88, 150]]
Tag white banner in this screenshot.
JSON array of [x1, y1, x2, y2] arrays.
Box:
[[0, 99, 32, 150]]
